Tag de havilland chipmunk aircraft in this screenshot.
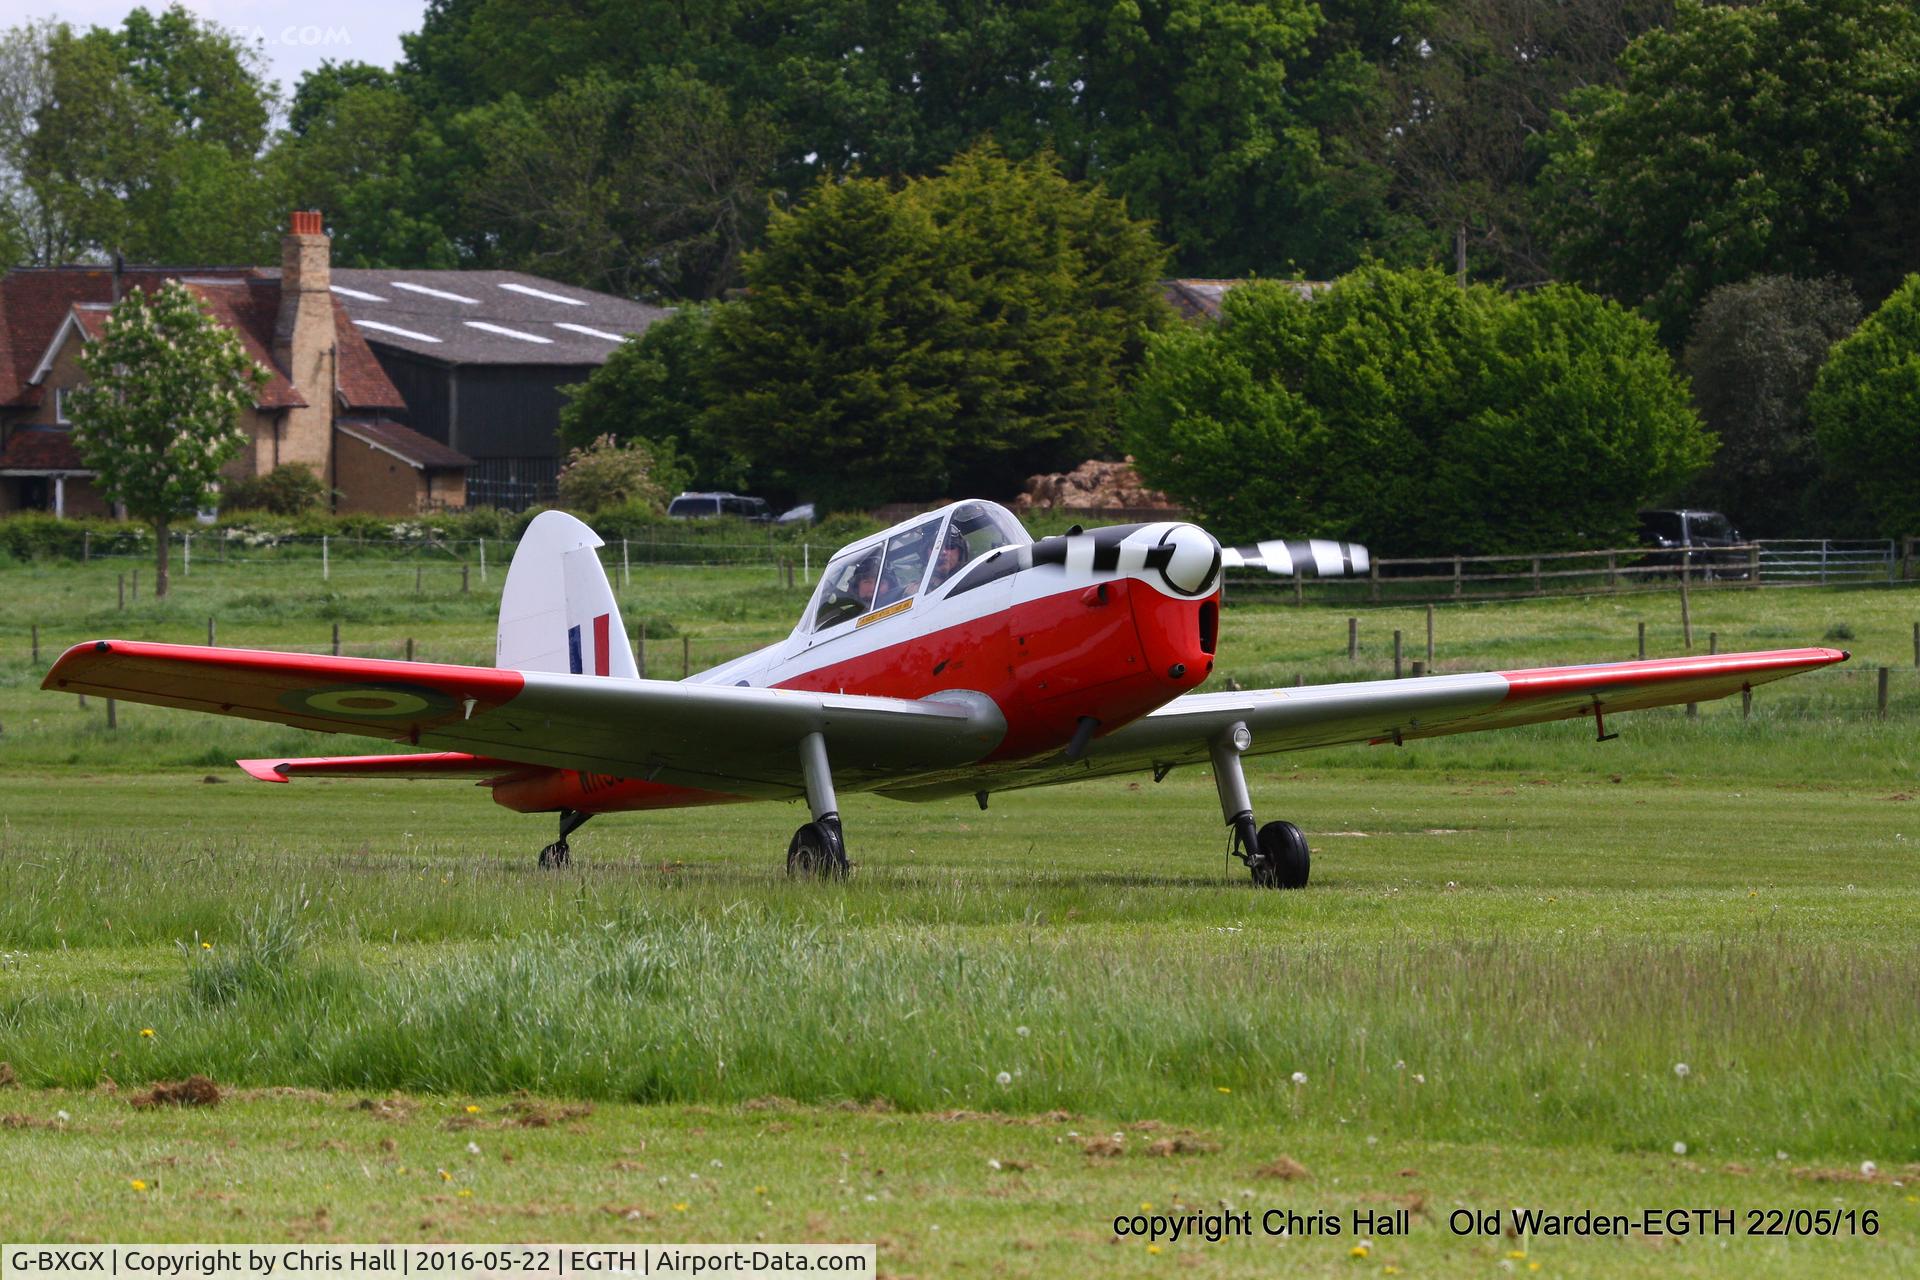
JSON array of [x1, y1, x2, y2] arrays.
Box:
[[43, 502, 1847, 888]]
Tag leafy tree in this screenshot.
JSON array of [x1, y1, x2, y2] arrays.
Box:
[[1684, 276, 1860, 535], [1809, 275, 1920, 539], [555, 434, 684, 513], [462, 70, 777, 298], [1358, 0, 1673, 286], [704, 147, 1167, 510], [219, 463, 330, 515], [24, 5, 282, 264], [1124, 267, 1709, 551], [1537, 0, 1920, 343], [68, 279, 267, 598], [0, 19, 74, 264], [558, 306, 744, 488]]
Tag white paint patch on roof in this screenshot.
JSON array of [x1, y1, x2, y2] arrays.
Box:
[[499, 281, 587, 306], [391, 281, 480, 304], [554, 322, 627, 342], [330, 285, 387, 302], [464, 320, 553, 344], [354, 318, 442, 343]]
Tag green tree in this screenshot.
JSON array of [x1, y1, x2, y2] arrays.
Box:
[[68, 279, 267, 598], [704, 147, 1166, 509], [1537, 0, 1920, 343], [555, 433, 684, 513], [462, 70, 777, 298], [25, 5, 282, 263], [1124, 267, 1709, 551], [559, 306, 744, 489], [1810, 275, 1920, 539], [1684, 276, 1860, 535]]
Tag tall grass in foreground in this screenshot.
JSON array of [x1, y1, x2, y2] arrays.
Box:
[[1, 907, 1911, 1162]]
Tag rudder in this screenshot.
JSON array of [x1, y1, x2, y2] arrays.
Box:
[[497, 511, 638, 678]]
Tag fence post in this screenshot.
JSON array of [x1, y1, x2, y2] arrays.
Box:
[[207, 617, 215, 647], [1878, 666, 1889, 718], [1531, 556, 1541, 594], [1606, 551, 1617, 592], [118, 573, 125, 610], [1369, 559, 1380, 603], [682, 635, 690, 679], [1912, 621, 1918, 669], [1292, 567, 1303, 605], [803, 543, 811, 584], [1904, 535, 1915, 581], [1411, 660, 1425, 677], [131, 568, 138, 600], [82, 529, 90, 563], [1679, 553, 1693, 650], [183, 532, 191, 577], [1637, 621, 1646, 661], [415, 566, 423, 596], [479, 538, 487, 583], [31, 623, 38, 663], [1393, 630, 1403, 678], [1820, 540, 1829, 586], [1452, 556, 1462, 598], [1425, 603, 1435, 666], [622, 538, 630, 588], [106, 698, 116, 730], [1348, 617, 1358, 661], [1743, 685, 1752, 719], [332, 622, 341, 657], [637, 624, 647, 679], [322, 535, 329, 582], [406, 637, 415, 662]]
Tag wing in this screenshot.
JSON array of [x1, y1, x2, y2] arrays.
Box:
[[878, 647, 1847, 799], [236, 752, 533, 783], [44, 640, 1006, 799]]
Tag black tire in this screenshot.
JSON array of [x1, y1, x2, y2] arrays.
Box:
[[1252, 820, 1310, 889], [538, 840, 570, 870], [786, 821, 849, 879]]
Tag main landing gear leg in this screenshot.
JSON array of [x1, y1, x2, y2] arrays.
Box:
[[1210, 724, 1309, 890], [538, 809, 591, 869], [787, 731, 850, 879]]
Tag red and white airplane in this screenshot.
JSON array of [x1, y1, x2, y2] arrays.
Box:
[[43, 502, 1846, 887]]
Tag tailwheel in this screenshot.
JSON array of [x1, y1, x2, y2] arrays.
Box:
[[537, 809, 590, 870], [1250, 820, 1310, 890], [786, 818, 849, 879]]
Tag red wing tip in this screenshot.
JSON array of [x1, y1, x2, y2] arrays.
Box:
[[236, 759, 292, 783]]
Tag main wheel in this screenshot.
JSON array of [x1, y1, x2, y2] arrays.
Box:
[[786, 821, 849, 879], [538, 840, 571, 870], [1251, 820, 1310, 889]]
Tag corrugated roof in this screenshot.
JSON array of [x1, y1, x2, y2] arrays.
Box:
[[0, 266, 403, 411], [324, 269, 671, 366], [336, 417, 473, 470]]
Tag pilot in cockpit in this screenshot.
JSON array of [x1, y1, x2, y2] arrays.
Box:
[[927, 525, 971, 591]]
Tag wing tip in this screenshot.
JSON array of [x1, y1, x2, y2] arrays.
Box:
[[235, 759, 292, 783]]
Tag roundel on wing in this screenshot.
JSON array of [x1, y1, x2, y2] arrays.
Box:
[[277, 682, 458, 720]]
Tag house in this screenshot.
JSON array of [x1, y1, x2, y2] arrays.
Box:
[[325, 269, 672, 509], [1161, 278, 1328, 322], [0, 212, 473, 517]]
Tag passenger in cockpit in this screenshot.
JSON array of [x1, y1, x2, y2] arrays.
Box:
[[927, 526, 971, 591]]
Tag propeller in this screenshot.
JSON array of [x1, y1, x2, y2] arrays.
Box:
[[1220, 538, 1369, 578]]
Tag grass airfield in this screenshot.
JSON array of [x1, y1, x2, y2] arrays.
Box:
[[1, 554, 1917, 1274]]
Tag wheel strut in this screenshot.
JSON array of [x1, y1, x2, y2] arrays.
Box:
[[1209, 723, 1310, 889], [788, 732, 849, 878], [538, 808, 591, 869]]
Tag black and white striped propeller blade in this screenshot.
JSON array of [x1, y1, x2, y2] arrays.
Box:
[[1220, 538, 1369, 578]]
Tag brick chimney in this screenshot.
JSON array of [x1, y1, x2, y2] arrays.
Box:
[[270, 210, 335, 486]]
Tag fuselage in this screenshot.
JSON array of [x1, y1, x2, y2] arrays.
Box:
[[491, 502, 1224, 815]]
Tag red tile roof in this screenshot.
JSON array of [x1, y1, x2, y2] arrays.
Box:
[[336, 418, 472, 470], [0, 267, 403, 412], [0, 426, 87, 471]]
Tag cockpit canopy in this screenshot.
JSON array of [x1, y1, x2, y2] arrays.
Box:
[[804, 501, 1030, 635]]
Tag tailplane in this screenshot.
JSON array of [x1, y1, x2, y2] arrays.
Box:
[[497, 511, 638, 678]]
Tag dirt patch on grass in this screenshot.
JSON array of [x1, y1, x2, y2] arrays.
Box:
[[129, 1076, 221, 1109], [1254, 1155, 1311, 1181], [0, 1061, 16, 1088], [504, 1098, 595, 1128], [1079, 1136, 1125, 1158], [1145, 1134, 1220, 1157], [2, 1112, 49, 1129], [352, 1096, 417, 1121]]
